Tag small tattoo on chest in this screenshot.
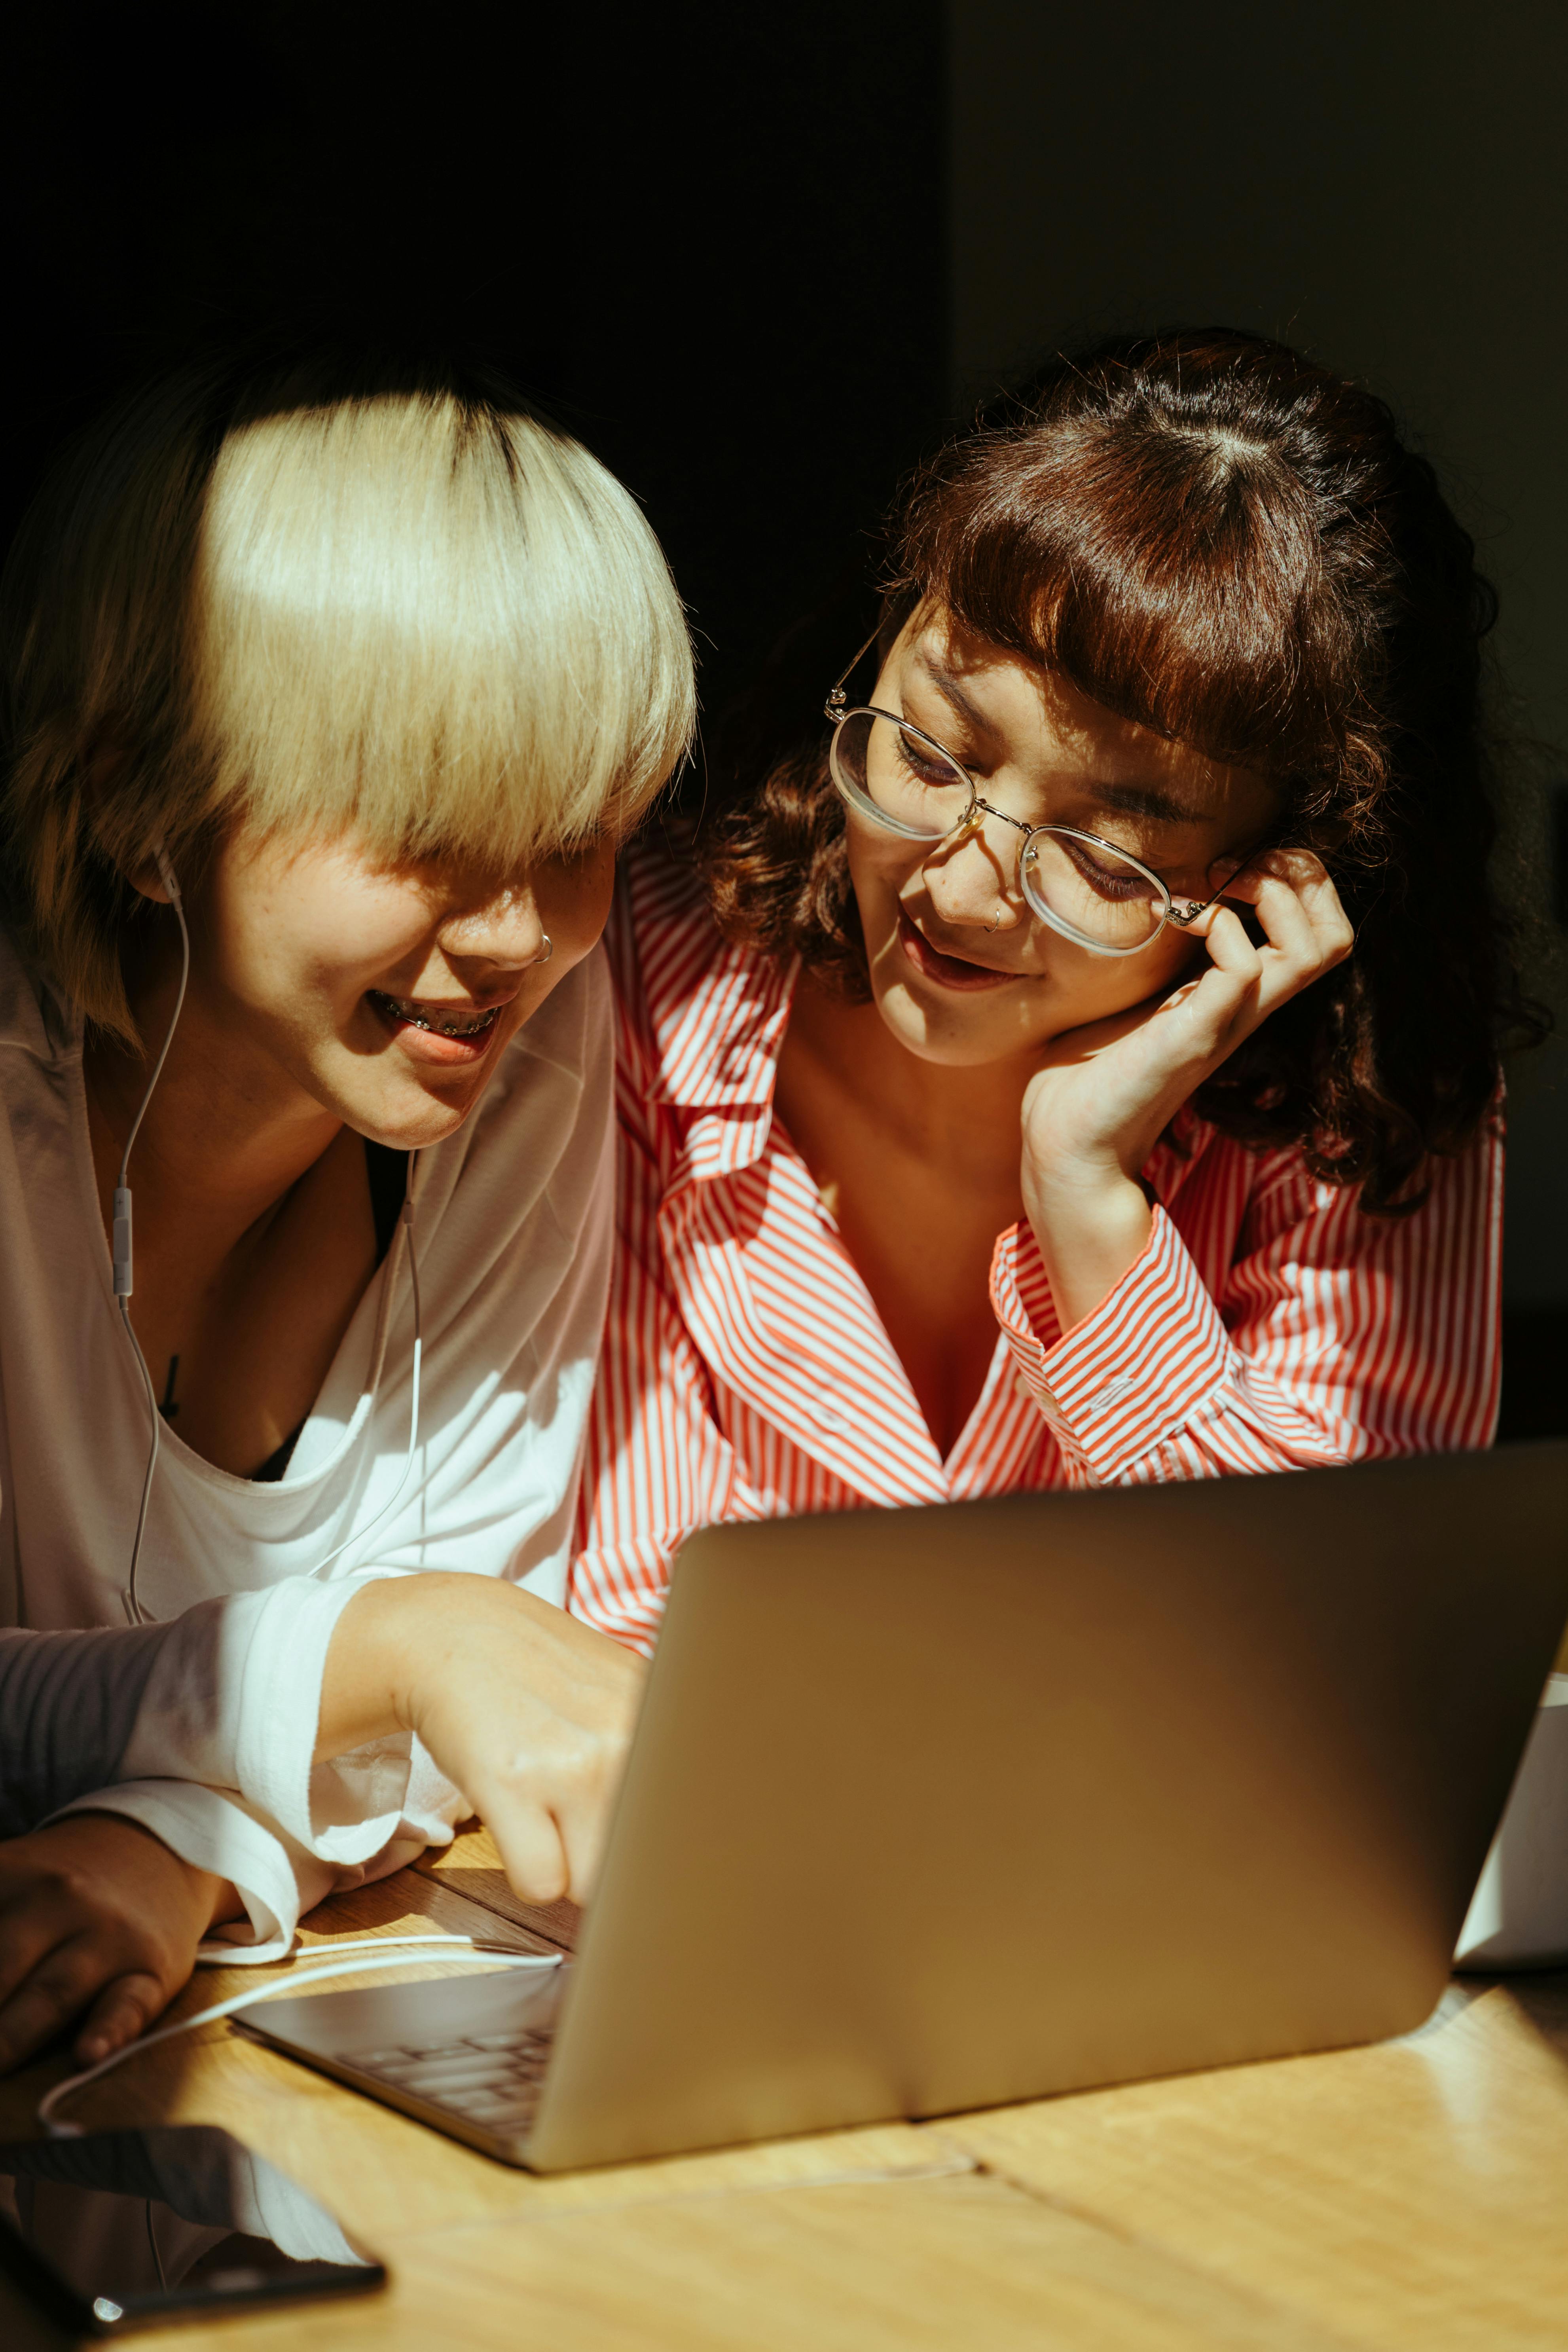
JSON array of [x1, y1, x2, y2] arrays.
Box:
[[159, 1355, 180, 1422]]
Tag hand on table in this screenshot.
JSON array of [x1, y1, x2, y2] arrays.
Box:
[[322, 1576, 646, 1910], [0, 1815, 239, 2074], [1020, 850, 1354, 1330]]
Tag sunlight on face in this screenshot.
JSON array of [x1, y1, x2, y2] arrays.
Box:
[[845, 613, 1281, 1071], [190, 825, 616, 1146]]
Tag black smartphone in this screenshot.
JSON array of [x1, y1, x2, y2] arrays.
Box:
[[0, 2124, 385, 2336]]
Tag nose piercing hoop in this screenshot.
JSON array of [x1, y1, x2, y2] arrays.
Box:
[[989, 906, 1003, 933], [535, 934, 553, 965]]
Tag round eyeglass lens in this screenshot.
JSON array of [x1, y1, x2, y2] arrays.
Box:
[[1020, 828, 1170, 953], [830, 711, 973, 841]]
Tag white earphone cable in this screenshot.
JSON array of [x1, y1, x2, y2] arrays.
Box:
[[114, 847, 425, 1616], [116, 850, 191, 1627]]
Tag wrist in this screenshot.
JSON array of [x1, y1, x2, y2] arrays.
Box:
[[318, 1574, 552, 1762], [1022, 1146, 1148, 1245], [1022, 1160, 1153, 1335], [205, 1873, 246, 1930], [318, 1576, 440, 1760]]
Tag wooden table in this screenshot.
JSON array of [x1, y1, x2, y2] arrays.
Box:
[[3, 1827, 1566, 2351]]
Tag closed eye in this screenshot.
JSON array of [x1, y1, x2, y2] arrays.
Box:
[[895, 726, 964, 791], [1052, 831, 1154, 900]]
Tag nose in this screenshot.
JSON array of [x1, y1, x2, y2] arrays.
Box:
[[923, 812, 1028, 935], [436, 884, 551, 976]]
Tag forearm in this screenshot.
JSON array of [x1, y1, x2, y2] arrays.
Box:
[[61, 1811, 246, 1933], [316, 1572, 625, 1762], [993, 1200, 1432, 1485], [315, 1574, 440, 1758], [48, 1781, 339, 1961], [1022, 1156, 1153, 1335], [0, 1623, 170, 1835]]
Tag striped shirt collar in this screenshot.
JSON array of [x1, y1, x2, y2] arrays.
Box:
[[621, 846, 799, 1195]]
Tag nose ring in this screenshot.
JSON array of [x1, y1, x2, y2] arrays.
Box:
[[989, 905, 1003, 933], [533, 934, 554, 966]]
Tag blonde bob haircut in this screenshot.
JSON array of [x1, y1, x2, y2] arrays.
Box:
[[0, 350, 695, 1041]]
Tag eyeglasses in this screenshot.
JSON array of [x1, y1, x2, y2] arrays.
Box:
[[823, 638, 1252, 959]]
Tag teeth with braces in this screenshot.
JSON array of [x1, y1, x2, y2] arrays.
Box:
[[373, 992, 499, 1039]]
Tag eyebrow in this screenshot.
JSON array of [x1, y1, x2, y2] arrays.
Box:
[[1090, 780, 1210, 825], [914, 651, 1212, 827], [918, 652, 994, 739]]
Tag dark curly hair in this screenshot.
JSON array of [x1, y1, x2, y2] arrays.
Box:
[[698, 327, 1545, 1215]]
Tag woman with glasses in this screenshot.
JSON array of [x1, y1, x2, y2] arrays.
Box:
[[571, 328, 1532, 1653]]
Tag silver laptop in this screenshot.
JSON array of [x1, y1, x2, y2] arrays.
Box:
[[236, 1442, 1568, 2172]]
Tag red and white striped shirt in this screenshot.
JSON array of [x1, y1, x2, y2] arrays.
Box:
[[570, 845, 1502, 1652]]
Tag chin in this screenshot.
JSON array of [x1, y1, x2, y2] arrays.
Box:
[[875, 985, 1043, 1071], [338, 1077, 484, 1152]]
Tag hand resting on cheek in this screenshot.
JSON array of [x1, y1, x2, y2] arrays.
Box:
[[1020, 849, 1355, 1333]]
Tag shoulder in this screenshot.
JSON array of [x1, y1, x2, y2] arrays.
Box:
[[606, 829, 724, 1045], [0, 925, 75, 1069], [609, 832, 796, 1115]]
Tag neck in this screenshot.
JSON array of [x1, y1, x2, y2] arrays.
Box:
[[785, 971, 1033, 1181], [84, 937, 343, 1252]]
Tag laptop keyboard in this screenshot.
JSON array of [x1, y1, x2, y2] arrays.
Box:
[[342, 2027, 554, 2139]]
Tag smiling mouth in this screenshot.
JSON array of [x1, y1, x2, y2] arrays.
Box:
[[896, 909, 1021, 992], [369, 991, 502, 1039]]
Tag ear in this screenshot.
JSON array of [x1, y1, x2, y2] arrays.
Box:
[[123, 853, 178, 908], [82, 732, 176, 906]]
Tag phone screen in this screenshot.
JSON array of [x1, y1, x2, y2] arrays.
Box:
[[0, 2124, 385, 2335]]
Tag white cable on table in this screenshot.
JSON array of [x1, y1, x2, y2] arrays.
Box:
[[198, 1932, 483, 1969], [40, 1940, 559, 2137]]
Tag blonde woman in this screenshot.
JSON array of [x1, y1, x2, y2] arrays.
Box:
[[0, 353, 691, 2069]]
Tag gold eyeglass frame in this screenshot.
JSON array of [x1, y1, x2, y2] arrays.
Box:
[[823, 631, 1254, 960]]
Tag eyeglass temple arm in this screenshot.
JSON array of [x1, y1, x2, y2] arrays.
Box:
[[824, 624, 886, 718], [1170, 832, 1290, 926]]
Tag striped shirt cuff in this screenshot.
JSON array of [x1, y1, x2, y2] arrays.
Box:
[[991, 1206, 1235, 1480]]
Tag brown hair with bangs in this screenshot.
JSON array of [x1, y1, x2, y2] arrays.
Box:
[[700, 328, 1544, 1213]]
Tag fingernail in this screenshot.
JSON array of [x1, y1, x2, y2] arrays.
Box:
[[80, 2035, 108, 2062]]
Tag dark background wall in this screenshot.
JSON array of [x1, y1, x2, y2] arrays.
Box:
[[3, 4, 947, 727]]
